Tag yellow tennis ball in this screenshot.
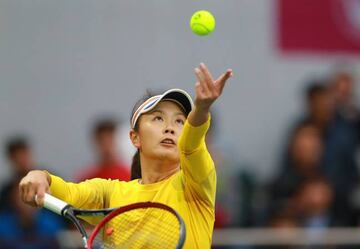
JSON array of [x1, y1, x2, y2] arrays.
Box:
[[190, 10, 216, 36]]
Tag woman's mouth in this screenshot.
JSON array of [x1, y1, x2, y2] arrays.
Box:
[[161, 138, 176, 145]]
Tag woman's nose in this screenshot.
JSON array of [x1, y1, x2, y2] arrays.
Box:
[[164, 128, 175, 134], [164, 123, 175, 134]]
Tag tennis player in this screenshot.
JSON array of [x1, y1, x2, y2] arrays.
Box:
[[19, 63, 233, 248]]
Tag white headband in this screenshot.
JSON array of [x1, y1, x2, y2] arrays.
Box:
[[131, 89, 194, 129]]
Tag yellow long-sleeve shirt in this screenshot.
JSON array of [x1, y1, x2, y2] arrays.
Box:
[[50, 116, 216, 249]]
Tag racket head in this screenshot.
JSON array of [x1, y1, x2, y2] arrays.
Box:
[[88, 202, 186, 249]]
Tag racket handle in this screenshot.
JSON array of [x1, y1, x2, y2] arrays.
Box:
[[42, 193, 70, 216]]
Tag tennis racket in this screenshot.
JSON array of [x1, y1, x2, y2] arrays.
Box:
[[38, 193, 186, 249]]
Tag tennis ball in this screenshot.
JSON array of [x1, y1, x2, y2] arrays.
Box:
[[190, 10, 216, 36]]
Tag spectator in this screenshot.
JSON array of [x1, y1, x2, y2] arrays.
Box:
[[291, 178, 337, 249], [303, 81, 335, 132], [292, 177, 334, 227], [330, 71, 359, 121], [304, 79, 359, 203], [4, 136, 34, 177], [268, 177, 337, 249], [0, 136, 65, 248], [76, 117, 130, 181], [275, 79, 359, 226], [1, 136, 38, 210], [269, 123, 324, 215]]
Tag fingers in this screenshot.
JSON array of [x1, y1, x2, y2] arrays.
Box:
[[19, 170, 50, 208], [199, 63, 216, 94], [20, 179, 33, 205], [35, 186, 48, 207], [27, 185, 37, 206], [195, 63, 217, 100], [194, 67, 210, 94], [195, 81, 205, 100], [20, 180, 38, 207], [194, 63, 232, 96], [199, 63, 214, 82], [215, 69, 233, 94], [19, 178, 27, 204]]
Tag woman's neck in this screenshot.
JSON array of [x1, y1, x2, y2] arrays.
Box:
[[140, 157, 180, 184]]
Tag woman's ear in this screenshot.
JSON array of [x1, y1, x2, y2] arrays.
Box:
[[130, 129, 140, 149]]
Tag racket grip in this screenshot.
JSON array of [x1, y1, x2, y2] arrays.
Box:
[[42, 193, 70, 216]]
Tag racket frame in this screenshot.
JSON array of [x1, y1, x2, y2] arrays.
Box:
[[42, 193, 186, 249]]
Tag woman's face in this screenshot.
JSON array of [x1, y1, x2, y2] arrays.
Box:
[[131, 100, 186, 163]]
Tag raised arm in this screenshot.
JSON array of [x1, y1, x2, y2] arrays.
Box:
[[178, 63, 232, 206]]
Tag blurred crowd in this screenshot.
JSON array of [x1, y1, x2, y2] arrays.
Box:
[[213, 68, 360, 249], [267, 69, 360, 231], [0, 117, 130, 248], [218, 69, 360, 227], [1, 69, 360, 248]]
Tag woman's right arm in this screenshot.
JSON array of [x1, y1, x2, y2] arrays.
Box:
[[19, 170, 114, 209]]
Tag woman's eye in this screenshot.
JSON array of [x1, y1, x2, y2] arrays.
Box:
[[154, 116, 163, 121], [176, 119, 185, 125]]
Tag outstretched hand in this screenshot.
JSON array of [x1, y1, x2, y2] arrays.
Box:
[[194, 63, 233, 111], [188, 63, 233, 126]]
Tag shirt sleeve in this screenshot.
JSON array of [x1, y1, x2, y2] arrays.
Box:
[[178, 115, 216, 207], [49, 174, 116, 210]]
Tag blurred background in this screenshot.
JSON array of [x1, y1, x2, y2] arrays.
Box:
[[1, 0, 360, 248]]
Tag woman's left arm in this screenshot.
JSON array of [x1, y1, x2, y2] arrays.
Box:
[[178, 63, 232, 206]]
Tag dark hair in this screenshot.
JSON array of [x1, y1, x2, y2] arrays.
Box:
[[131, 150, 141, 180], [305, 80, 329, 100], [92, 118, 117, 138], [130, 90, 159, 180], [5, 136, 29, 159]]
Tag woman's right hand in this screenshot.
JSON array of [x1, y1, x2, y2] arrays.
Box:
[[19, 170, 51, 207]]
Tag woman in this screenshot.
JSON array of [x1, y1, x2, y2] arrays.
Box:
[[19, 63, 233, 248]]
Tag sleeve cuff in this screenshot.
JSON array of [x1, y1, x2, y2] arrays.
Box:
[[49, 174, 67, 199]]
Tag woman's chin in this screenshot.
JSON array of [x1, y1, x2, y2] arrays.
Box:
[[156, 151, 179, 163]]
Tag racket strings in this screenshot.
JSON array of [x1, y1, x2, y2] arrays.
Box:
[[92, 207, 181, 249]]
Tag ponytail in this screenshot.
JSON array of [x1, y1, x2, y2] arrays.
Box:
[[131, 149, 141, 180]]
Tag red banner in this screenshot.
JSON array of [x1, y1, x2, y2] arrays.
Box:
[[278, 0, 360, 54]]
